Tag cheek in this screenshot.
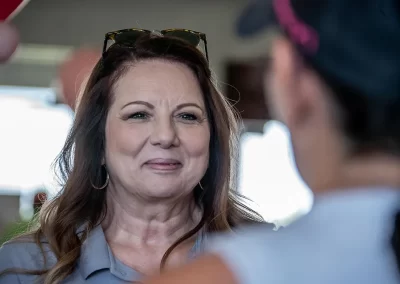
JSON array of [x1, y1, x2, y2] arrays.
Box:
[[105, 119, 148, 160], [180, 126, 210, 160]]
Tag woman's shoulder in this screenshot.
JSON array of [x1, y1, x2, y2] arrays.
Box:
[[0, 236, 56, 272]]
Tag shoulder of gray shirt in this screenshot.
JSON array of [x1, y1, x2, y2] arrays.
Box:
[[0, 236, 56, 273]]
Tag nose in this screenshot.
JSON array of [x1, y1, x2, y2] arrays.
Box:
[[149, 117, 180, 148]]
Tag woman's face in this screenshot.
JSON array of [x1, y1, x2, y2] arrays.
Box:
[[104, 59, 210, 200]]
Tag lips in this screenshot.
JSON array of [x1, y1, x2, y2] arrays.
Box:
[[144, 158, 183, 171]]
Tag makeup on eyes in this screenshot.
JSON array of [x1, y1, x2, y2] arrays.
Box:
[[120, 101, 206, 121]]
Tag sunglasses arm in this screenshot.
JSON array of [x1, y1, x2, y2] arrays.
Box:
[[203, 36, 209, 62], [102, 36, 109, 55]]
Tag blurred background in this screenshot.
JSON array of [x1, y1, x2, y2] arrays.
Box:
[[0, 0, 313, 241]]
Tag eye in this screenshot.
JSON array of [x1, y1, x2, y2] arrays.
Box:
[[178, 113, 198, 121], [128, 112, 149, 120]]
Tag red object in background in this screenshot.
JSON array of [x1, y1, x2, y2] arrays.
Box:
[[33, 192, 47, 212], [58, 48, 101, 110], [34, 192, 47, 205], [0, 0, 23, 21]]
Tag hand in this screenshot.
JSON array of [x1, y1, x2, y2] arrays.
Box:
[[141, 254, 239, 284], [0, 22, 19, 63], [0, 0, 32, 63]]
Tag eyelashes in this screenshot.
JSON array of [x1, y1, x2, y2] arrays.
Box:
[[127, 111, 203, 123], [177, 113, 198, 121], [128, 112, 148, 120]]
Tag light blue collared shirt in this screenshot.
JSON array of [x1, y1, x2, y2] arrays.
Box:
[[0, 225, 204, 283], [207, 188, 400, 284]]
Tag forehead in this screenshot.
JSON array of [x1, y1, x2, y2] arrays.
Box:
[[112, 59, 205, 106]]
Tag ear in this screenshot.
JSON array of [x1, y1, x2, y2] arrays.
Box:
[[267, 36, 319, 128]]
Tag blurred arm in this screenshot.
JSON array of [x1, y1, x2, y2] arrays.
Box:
[[142, 253, 239, 284], [143, 224, 274, 284]]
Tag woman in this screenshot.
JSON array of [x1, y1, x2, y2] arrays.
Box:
[[141, 0, 400, 283], [0, 29, 262, 283]]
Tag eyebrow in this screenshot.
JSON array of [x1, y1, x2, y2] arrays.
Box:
[[122, 101, 154, 109], [175, 103, 204, 112], [121, 101, 204, 112]]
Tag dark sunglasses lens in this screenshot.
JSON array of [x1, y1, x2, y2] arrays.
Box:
[[114, 30, 146, 44], [163, 30, 200, 46]]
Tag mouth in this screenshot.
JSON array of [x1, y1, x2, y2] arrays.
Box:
[[144, 158, 183, 171]]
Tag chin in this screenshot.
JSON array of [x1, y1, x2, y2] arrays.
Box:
[[146, 191, 185, 200], [141, 184, 189, 199]]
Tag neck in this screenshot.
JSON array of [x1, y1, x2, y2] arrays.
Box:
[[102, 184, 202, 248], [314, 153, 400, 195]]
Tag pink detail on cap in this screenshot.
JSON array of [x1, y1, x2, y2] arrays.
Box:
[[273, 0, 319, 54]]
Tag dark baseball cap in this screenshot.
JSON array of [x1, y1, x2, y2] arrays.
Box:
[[236, 0, 400, 99]]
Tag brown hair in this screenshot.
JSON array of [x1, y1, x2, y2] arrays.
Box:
[[1, 34, 263, 283]]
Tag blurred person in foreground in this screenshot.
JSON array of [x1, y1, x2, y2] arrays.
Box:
[[141, 0, 400, 283], [0, 29, 263, 283]]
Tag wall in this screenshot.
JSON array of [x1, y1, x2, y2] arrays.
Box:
[[0, 193, 20, 234]]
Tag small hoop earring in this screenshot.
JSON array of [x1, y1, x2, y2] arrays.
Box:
[[199, 182, 204, 191], [91, 166, 109, 190]]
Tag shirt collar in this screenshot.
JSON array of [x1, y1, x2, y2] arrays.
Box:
[[78, 225, 112, 279], [78, 225, 205, 281], [309, 187, 400, 235]]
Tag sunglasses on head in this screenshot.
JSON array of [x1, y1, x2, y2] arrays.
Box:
[[102, 28, 209, 61]]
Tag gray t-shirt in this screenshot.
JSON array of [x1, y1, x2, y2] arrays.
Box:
[[206, 188, 400, 284], [0, 225, 204, 283]]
